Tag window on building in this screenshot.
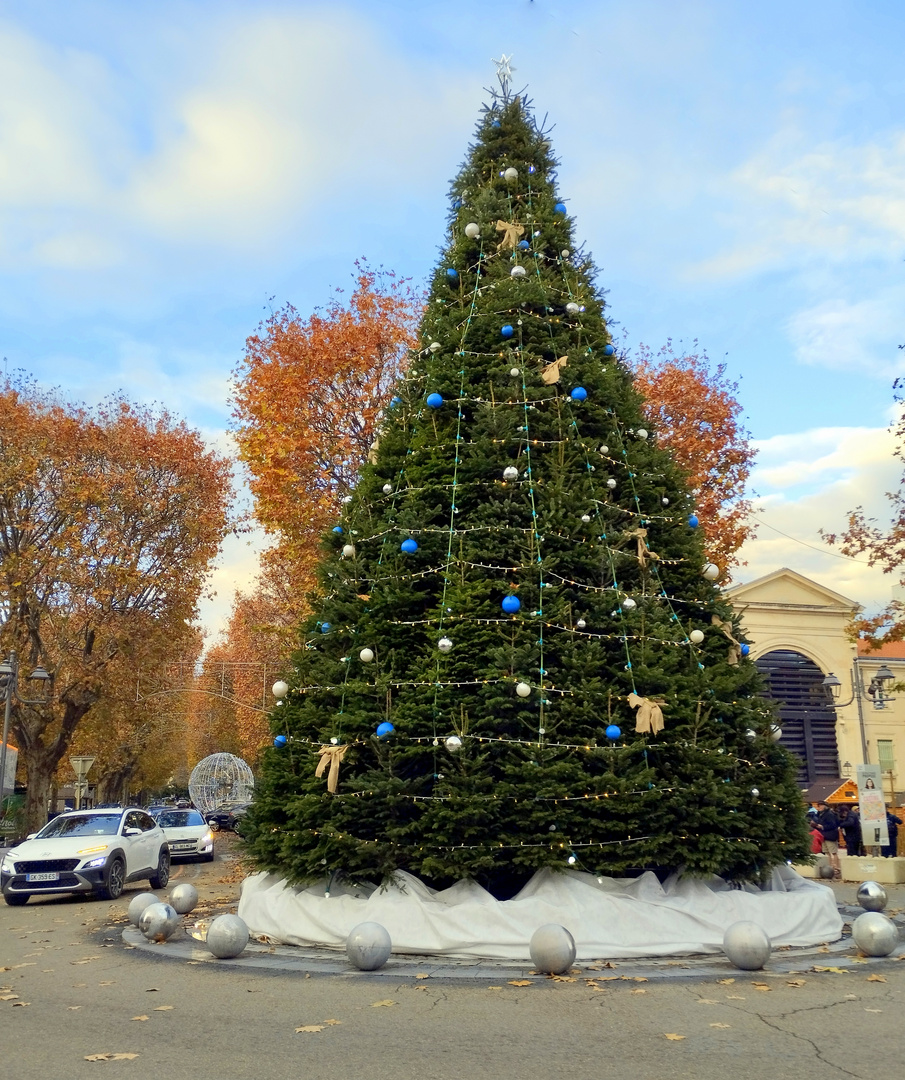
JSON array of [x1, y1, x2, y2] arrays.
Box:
[[877, 739, 895, 773]]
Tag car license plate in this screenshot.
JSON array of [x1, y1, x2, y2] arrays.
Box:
[[172, 843, 194, 851], [26, 871, 59, 882]]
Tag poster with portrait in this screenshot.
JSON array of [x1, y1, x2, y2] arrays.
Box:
[[856, 764, 889, 848], [1, 743, 16, 795]]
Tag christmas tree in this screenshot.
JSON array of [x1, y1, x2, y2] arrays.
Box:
[[244, 65, 810, 897]]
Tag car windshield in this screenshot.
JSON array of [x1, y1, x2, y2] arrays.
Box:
[[157, 811, 204, 828], [37, 813, 123, 838]]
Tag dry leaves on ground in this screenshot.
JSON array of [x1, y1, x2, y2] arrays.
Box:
[[866, 974, 887, 982], [716, 978, 735, 985], [371, 1000, 396, 1008], [812, 966, 848, 974], [508, 980, 532, 987], [752, 983, 772, 992], [629, 989, 647, 995], [710, 1023, 731, 1029], [85, 1053, 139, 1061], [786, 980, 806, 987], [153, 1006, 174, 1011], [295, 1026, 326, 1034], [697, 999, 718, 1004], [415, 973, 430, 980], [131, 1016, 148, 1022], [664, 1033, 686, 1041]]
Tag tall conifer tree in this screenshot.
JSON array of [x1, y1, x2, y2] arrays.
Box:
[[244, 69, 809, 896]]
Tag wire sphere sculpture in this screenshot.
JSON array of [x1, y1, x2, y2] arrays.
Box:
[[188, 753, 255, 814]]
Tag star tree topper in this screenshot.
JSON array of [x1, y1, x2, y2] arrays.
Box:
[[492, 54, 516, 96]]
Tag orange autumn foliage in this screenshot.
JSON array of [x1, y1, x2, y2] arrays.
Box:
[[631, 343, 756, 575]]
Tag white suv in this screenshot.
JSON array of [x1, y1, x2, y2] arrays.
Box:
[[1, 807, 170, 906]]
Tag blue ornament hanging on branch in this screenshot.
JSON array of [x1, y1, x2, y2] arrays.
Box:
[[570, 387, 588, 402], [446, 268, 459, 283], [376, 722, 394, 739], [554, 202, 567, 214], [688, 515, 699, 529], [273, 735, 287, 748], [603, 344, 615, 356], [605, 725, 621, 741], [400, 538, 418, 553], [501, 324, 515, 339], [426, 393, 444, 409], [501, 594, 521, 614]]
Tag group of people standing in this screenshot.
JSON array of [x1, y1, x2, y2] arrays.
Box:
[[808, 801, 902, 879]]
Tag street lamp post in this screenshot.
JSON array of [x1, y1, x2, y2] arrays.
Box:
[[821, 663, 895, 766], [0, 651, 52, 812]]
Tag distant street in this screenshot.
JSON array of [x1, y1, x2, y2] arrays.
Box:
[[2, 838, 904, 1080]]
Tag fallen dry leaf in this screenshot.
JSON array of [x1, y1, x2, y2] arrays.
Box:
[[12, 1002, 31, 1007], [865, 1008, 883, 1013], [508, 980, 532, 987], [752, 983, 772, 992], [664, 1033, 686, 1041], [726, 995, 746, 1000], [716, 978, 735, 985], [323, 1020, 342, 1026], [866, 974, 887, 983], [131, 1016, 149, 1022], [153, 1005, 174, 1012], [697, 999, 718, 1004], [84, 1053, 139, 1061], [812, 966, 848, 974], [549, 975, 576, 982], [295, 1025, 325, 1033], [629, 988, 647, 995], [371, 1000, 396, 1008], [98, 981, 115, 987], [0, 994, 18, 1001], [68, 1007, 82, 1011], [710, 1023, 731, 1029], [487, 986, 502, 991], [415, 973, 430, 980], [786, 979, 807, 987]]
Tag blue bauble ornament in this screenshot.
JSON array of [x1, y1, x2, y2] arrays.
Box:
[[332, 526, 343, 534], [453, 198, 464, 208], [390, 396, 401, 406], [501, 595, 521, 614], [740, 643, 750, 657], [688, 515, 699, 528], [603, 344, 615, 356], [570, 387, 588, 402], [446, 268, 459, 282], [426, 393, 444, 409], [517, 240, 530, 250], [273, 735, 287, 748], [605, 725, 621, 741], [401, 538, 418, 553], [528, 165, 535, 174], [501, 324, 514, 339], [376, 722, 394, 738], [491, 120, 501, 129], [554, 202, 567, 214], [320, 622, 331, 633]]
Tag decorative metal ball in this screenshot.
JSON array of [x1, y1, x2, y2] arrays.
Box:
[[139, 902, 181, 943], [565, 302, 580, 315], [503, 466, 519, 481], [689, 629, 705, 645], [342, 544, 355, 558], [206, 914, 250, 959], [516, 681, 531, 698], [128, 892, 159, 926], [529, 923, 576, 975], [607, 479, 617, 489], [426, 393, 444, 409], [722, 921, 771, 970], [857, 881, 888, 912], [576, 618, 587, 629], [464, 222, 481, 239], [750, 788, 760, 798], [511, 265, 527, 278], [504, 166, 519, 181], [359, 647, 375, 663], [382, 483, 393, 494], [852, 911, 899, 956], [817, 863, 835, 879], [169, 883, 199, 915], [703, 563, 720, 581], [346, 922, 392, 971], [746, 729, 757, 739], [189, 753, 254, 816], [445, 735, 463, 752], [272, 680, 289, 699], [622, 598, 636, 611], [636, 428, 648, 440], [438, 637, 453, 653]]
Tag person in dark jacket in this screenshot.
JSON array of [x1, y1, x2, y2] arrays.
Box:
[[815, 801, 841, 878], [838, 804, 862, 858], [882, 807, 902, 858]]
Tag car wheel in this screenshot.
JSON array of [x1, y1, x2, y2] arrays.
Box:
[[4, 891, 30, 906], [96, 857, 125, 900], [208, 820, 221, 831], [149, 848, 170, 889]]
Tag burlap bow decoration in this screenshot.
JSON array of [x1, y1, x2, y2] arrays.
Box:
[[315, 744, 349, 794], [626, 527, 659, 569], [495, 219, 525, 251], [627, 692, 667, 735], [541, 356, 569, 385], [712, 614, 741, 665]]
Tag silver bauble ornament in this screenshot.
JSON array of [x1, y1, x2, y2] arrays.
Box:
[[445, 735, 463, 752], [636, 428, 648, 440], [750, 787, 760, 798], [565, 302, 580, 315], [342, 544, 356, 558], [529, 923, 576, 975], [722, 920, 771, 970], [272, 680, 289, 699], [503, 466, 519, 481], [169, 883, 199, 915], [509, 367, 521, 377], [561, 249, 570, 258], [770, 725, 783, 741], [127, 892, 159, 926], [581, 514, 591, 523], [516, 681, 532, 698], [661, 497, 669, 505], [622, 597, 636, 611], [429, 341, 442, 352], [359, 647, 375, 663], [139, 902, 181, 943], [576, 618, 586, 629], [689, 629, 705, 644], [346, 921, 392, 970], [504, 167, 519, 181], [438, 637, 453, 653], [857, 881, 888, 912], [852, 911, 898, 956], [607, 478, 617, 489], [817, 863, 835, 879], [382, 483, 393, 494], [206, 913, 250, 958], [746, 729, 757, 739], [464, 222, 481, 239], [599, 445, 609, 454], [703, 563, 720, 581], [511, 265, 527, 278]]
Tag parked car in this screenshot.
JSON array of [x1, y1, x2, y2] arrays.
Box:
[[153, 809, 214, 861], [205, 802, 251, 833], [0, 807, 170, 906]]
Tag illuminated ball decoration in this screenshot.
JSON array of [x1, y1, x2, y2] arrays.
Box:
[[501, 324, 515, 338], [501, 595, 521, 614], [273, 735, 287, 748], [605, 725, 621, 741], [464, 222, 481, 239], [689, 629, 705, 645], [376, 722, 394, 739], [445, 735, 463, 752], [272, 680, 289, 699], [511, 265, 527, 278], [400, 538, 418, 553], [570, 386, 587, 402], [722, 921, 771, 970], [189, 753, 254, 816], [516, 682, 532, 698], [438, 637, 453, 654], [503, 466, 519, 481], [426, 393, 444, 408], [359, 647, 375, 663]]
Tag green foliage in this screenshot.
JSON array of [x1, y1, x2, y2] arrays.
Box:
[[243, 93, 810, 895]]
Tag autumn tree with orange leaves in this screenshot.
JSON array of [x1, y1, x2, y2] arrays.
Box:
[[0, 377, 232, 832], [631, 342, 756, 575]]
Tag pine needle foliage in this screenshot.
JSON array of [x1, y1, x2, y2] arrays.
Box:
[[243, 89, 809, 896]]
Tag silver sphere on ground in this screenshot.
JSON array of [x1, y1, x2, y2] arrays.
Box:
[[127, 892, 159, 926], [852, 911, 899, 957], [857, 881, 888, 912], [346, 922, 393, 971], [529, 924, 576, 975], [169, 883, 199, 914], [817, 863, 835, 879], [138, 902, 181, 942], [206, 913, 250, 959], [722, 921, 772, 970]]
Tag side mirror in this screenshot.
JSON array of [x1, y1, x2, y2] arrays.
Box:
[[124, 827, 141, 837], [26, 832, 37, 840]]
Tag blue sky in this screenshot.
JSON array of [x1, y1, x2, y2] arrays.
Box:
[[2, 0, 904, 635]]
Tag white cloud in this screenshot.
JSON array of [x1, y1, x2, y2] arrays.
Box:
[[786, 290, 905, 378]]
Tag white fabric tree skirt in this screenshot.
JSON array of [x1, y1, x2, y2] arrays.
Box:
[[238, 864, 842, 960]]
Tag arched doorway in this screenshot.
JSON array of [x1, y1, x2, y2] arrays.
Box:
[[756, 649, 840, 784]]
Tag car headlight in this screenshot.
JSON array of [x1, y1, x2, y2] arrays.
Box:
[[82, 855, 109, 869], [1, 853, 17, 874], [202, 831, 214, 845]]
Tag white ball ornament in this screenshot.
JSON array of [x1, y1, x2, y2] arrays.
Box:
[[661, 497, 669, 506], [581, 514, 591, 523], [206, 913, 250, 959], [342, 544, 356, 558], [503, 466, 519, 481], [636, 428, 648, 440], [445, 735, 463, 752], [722, 921, 771, 970], [504, 166, 519, 181], [703, 564, 720, 582], [128, 892, 159, 926], [599, 445, 609, 454], [382, 483, 393, 494], [689, 629, 705, 644], [529, 924, 576, 975], [464, 222, 481, 239], [509, 367, 521, 377], [169, 883, 199, 915], [622, 598, 636, 611], [606, 478, 617, 489], [346, 922, 392, 970], [576, 618, 587, 630], [746, 729, 757, 739], [511, 265, 527, 278], [272, 680, 289, 699], [565, 302, 580, 315], [438, 636, 453, 653], [516, 682, 532, 698], [857, 881, 888, 912], [429, 341, 442, 352], [750, 788, 760, 798], [770, 725, 783, 742], [561, 249, 571, 258], [359, 647, 375, 663], [139, 902, 181, 943], [852, 911, 898, 956]]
